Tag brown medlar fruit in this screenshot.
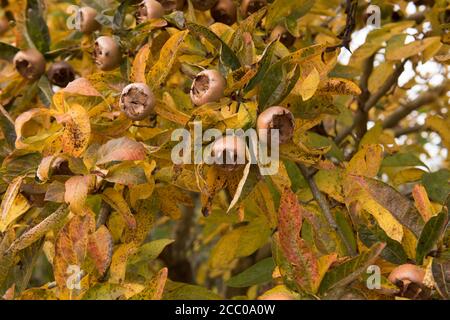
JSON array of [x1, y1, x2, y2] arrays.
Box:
[[211, 135, 246, 171], [93, 36, 122, 71], [257, 106, 295, 144], [13, 48, 46, 81], [388, 264, 428, 299], [136, 0, 165, 23], [190, 69, 226, 106], [120, 83, 156, 121], [269, 25, 295, 47], [211, 0, 237, 25], [240, 0, 267, 17], [47, 61, 75, 88], [77, 7, 101, 34], [191, 0, 218, 11]]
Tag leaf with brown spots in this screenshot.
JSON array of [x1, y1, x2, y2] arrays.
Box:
[[130, 268, 168, 300], [56, 104, 91, 157]]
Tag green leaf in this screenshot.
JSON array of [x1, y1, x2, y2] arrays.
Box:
[[0, 107, 16, 148], [26, 0, 50, 52], [416, 210, 448, 265], [266, 0, 314, 30], [37, 76, 53, 107], [336, 210, 357, 255], [245, 40, 277, 93], [82, 283, 127, 300], [105, 162, 148, 185], [258, 62, 300, 110], [0, 42, 19, 62], [113, 0, 140, 31], [164, 281, 221, 300], [127, 239, 174, 266], [318, 242, 385, 295], [226, 257, 275, 288], [164, 11, 186, 29], [187, 22, 241, 71], [422, 170, 450, 204], [358, 224, 407, 265], [382, 153, 428, 169]]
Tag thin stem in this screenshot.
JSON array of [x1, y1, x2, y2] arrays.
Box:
[[298, 163, 356, 257], [0, 103, 14, 125]]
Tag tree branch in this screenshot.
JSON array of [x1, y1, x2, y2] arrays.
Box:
[[382, 84, 447, 129], [326, 0, 358, 52], [298, 163, 356, 257], [363, 60, 406, 112], [0, 103, 14, 125], [335, 60, 406, 145]]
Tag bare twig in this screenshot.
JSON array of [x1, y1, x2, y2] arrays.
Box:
[[393, 124, 425, 137], [298, 163, 356, 257], [0, 103, 14, 125], [335, 60, 406, 145], [383, 84, 447, 129], [326, 0, 358, 52], [363, 60, 406, 112]]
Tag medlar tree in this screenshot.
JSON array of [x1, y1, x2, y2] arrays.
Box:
[[0, 0, 448, 301]]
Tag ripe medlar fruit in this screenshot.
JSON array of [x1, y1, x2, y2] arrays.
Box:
[[136, 0, 165, 23], [191, 0, 218, 11], [76, 7, 101, 34], [47, 61, 75, 88], [93, 36, 122, 71], [211, 0, 237, 25], [388, 264, 428, 299], [13, 48, 46, 81], [240, 0, 267, 17], [190, 69, 226, 106], [269, 25, 295, 47], [257, 106, 295, 144], [120, 83, 156, 121], [211, 135, 246, 171]]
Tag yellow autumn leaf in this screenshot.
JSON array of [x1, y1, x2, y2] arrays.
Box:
[[296, 66, 320, 101], [386, 37, 442, 60], [55, 104, 91, 157], [147, 30, 189, 89], [317, 77, 362, 96], [347, 144, 383, 178], [131, 44, 151, 83]]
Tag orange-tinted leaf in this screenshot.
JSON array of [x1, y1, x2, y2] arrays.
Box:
[[87, 225, 113, 275], [278, 187, 319, 293], [97, 137, 146, 165], [54, 214, 94, 289]]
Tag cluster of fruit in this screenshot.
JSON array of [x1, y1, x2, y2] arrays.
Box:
[[10, 0, 296, 172]]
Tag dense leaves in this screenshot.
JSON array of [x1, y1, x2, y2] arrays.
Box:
[[0, 0, 448, 301]]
